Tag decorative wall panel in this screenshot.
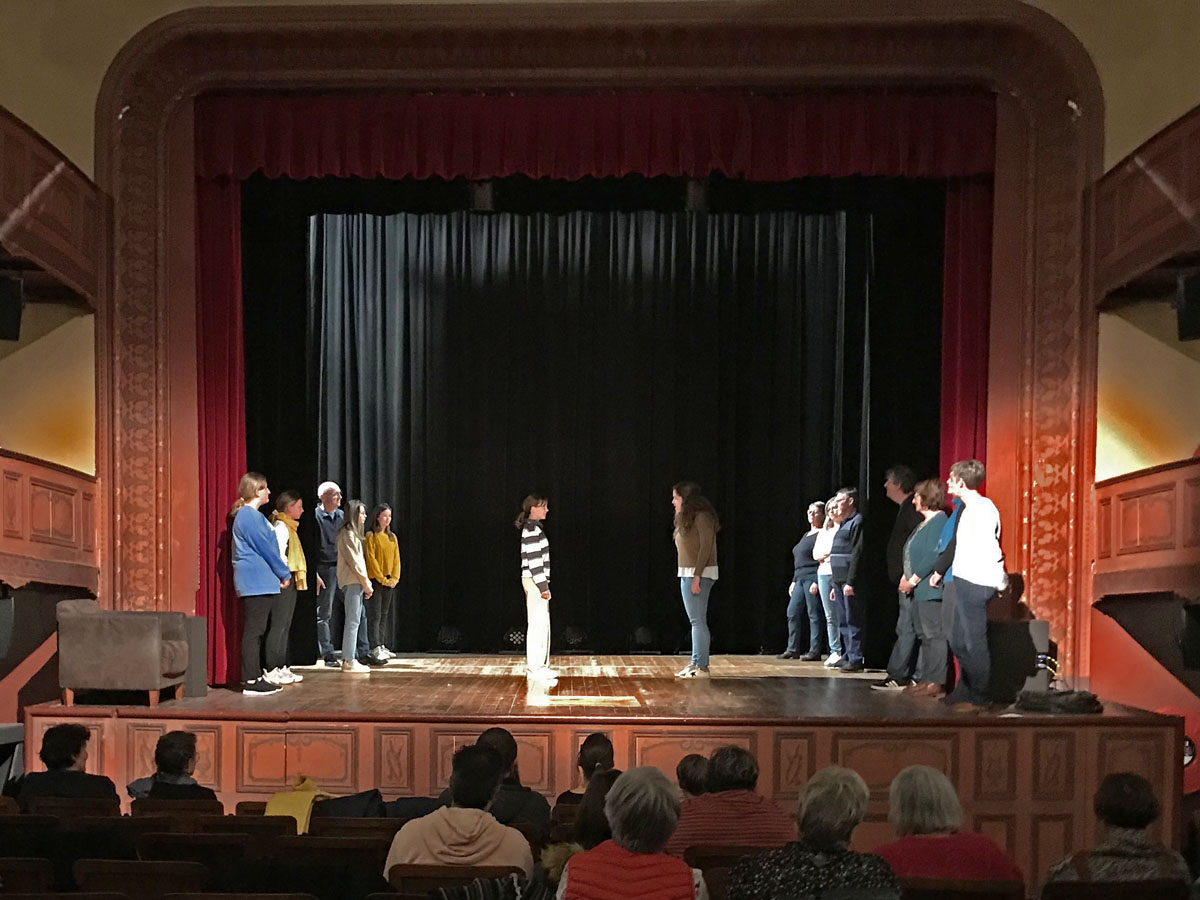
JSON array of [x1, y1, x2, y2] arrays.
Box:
[[975, 731, 1018, 801], [832, 732, 959, 801], [286, 729, 357, 792], [375, 728, 415, 794], [631, 730, 756, 775], [773, 732, 817, 799]]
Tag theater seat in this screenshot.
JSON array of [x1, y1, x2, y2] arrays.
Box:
[[901, 878, 1024, 899], [1040, 880, 1191, 900], [387, 863, 526, 895]]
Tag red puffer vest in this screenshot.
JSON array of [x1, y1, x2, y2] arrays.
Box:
[[565, 840, 695, 900]]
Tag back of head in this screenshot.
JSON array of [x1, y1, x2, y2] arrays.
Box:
[[39, 722, 90, 770], [449, 744, 505, 810], [949, 459, 986, 490], [605, 766, 681, 854], [676, 754, 708, 797], [578, 733, 615, 781], [477, 727, 519, 773], [888, 765, 961, 836], [155, 731, 198, 777], [575, 767, 623, 849], [885, 465, 917, 494], [798, 766, 869, 848], [706, 745, 758, 792], [1095, 772, 1160, 830]]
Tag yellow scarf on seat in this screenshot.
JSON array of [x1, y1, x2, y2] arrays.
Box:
[[274, 512, 308, 591]]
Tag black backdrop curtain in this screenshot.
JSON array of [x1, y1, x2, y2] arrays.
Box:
[[242, 175, 943, 661]]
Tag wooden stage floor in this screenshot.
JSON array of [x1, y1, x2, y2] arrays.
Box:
[[25, 654, 1181, 884]]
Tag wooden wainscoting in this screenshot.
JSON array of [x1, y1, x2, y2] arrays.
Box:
[[1094, 457, 1200, 599], [0, 448, 98, 592]]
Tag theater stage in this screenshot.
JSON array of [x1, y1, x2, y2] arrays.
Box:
[[24, 654, 1181, 883]]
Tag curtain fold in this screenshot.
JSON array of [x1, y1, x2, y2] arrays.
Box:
[[196, 91, 995, 182], [940, 176, 994, 471], [305, 209, 878, 651], [196, 177, 247, 686]]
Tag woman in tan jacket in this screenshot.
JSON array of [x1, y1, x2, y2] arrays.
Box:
[[336, 499, 373, 674], [672, 481, 719, 678]]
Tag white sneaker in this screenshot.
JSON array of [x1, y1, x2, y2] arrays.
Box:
[[371, 646, 390, 662], [678, 666, 710, 679], [282, 666, 303, 683], [675, 663, 697, 678], [341, 659, 370, 674], [263, 668, 287, 686], [380, 646, 396, 660], [823, 652, 842, 669]]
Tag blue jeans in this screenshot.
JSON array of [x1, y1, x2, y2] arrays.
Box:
[[315, 563, 340, 659], [834, 581, 865, 665], [341, 583, 366, 663], [946, 577, 993, 705], [787, 576, 823, 654], [817, 573, 841, 655], [679, 576, 714, 668]]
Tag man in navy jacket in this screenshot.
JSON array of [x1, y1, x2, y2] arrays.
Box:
[[829, 488, 866, 671]]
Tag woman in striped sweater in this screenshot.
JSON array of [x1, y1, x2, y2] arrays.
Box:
[[516, 493, 556, 684]]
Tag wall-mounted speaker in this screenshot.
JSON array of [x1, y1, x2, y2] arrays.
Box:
[[1178, 273, 1200, 341], [0, 276, 23, 341]]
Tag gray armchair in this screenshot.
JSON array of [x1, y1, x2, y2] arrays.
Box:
[[56, 598, 189, 706]]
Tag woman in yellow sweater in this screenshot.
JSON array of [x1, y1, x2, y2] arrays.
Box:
[[365, 503, 402, 662]]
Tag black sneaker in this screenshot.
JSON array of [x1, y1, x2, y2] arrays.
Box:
[[870, 678, 910, 691], [776, 650, 799, 660], [799, 650, 822, 661], [841, 659, 865, 672], [242, 678, 282, 696], [323, 656, 340, 668], [358, 655, 387, 668]]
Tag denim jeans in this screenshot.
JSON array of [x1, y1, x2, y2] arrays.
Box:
[[834, 581, 865, 665], [679, 576, 714, 668], [817, 573, 841, 655], [341, 582, 365, 663], [315, 563, 339, 659], [787, 576, 823, 654], [886, 591, 918, 682], [946, 577, 993, 705]]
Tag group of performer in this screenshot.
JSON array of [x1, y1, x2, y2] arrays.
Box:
[[227, 459, 1004, 707], [781, 459, 1007, 711], [229, 475, 402, 695]]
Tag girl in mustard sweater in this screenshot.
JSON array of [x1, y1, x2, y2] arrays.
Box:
[[365, 503, 402, 662]]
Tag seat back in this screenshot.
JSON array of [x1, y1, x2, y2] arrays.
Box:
[[901, 878, 1024, 899], [1041, 880, 1192, 900], [163, 894, 320, 900], [194, 814, 296, 837], [27, 795, 121, 817], [74, 858, 209, 900], [235, 800, 268, 816], [0, 794, 19, 815], [387, 863, 525, 894], [132, 797, 225, 818], [683, 844, 776, 900], [0, 814, 60, 858], [307, 816, 408, 840], [0, 856, 54, 892], [0, 894, 129, 900], [269, 835, 392, 900]]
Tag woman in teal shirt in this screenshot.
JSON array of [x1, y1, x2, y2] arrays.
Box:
[[899, 479, 949, 697]]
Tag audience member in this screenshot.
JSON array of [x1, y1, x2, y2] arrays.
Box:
[[16, 723, 118, 811], [558, 766, 708, 899], [666, 746, 795, 857], [873, 765, 1022, 883], [386, 744, 533, 878], [676, 754, 708, 799], [541, 768, 624, 889], [127, 730, 218, 801], [439, 727, 552, 844], [1045, 772, 1189, 886], [726, 766, 899, 900], [555, 733, 615, 807]]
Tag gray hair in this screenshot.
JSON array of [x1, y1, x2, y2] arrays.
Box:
[[604, 766, 681, 853], [888, 765, 962, 836], [798, 766, 869, 846]]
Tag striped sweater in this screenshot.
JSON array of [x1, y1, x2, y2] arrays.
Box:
[[520, 521, 551, 593]]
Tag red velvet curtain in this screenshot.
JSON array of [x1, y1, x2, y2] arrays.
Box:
[[940, 177, 993, 472], [195, 91, 995, 181], [196, 178, 246, 685], [194, 90, 994, 681]]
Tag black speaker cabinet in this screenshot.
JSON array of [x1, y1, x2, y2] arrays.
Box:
[[0, 276, 22, 341], [987, 619, 1052, 703], [1178, 273, 1200, 341]]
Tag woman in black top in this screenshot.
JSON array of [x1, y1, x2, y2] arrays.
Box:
[[779, 501, 826, 661]]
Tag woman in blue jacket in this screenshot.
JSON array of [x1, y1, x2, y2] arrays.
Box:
[[230, 472, 293, 695]]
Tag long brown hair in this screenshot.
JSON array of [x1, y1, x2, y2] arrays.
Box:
[[340, 499, 366, 538], [370, 503, 393, 534], [229, 472, 267, 518], [514, 493, 547, 530], [673, 481, 720, 533]]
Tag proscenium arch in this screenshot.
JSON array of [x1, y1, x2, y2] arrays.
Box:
[[94, 1, 1103, 674]]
